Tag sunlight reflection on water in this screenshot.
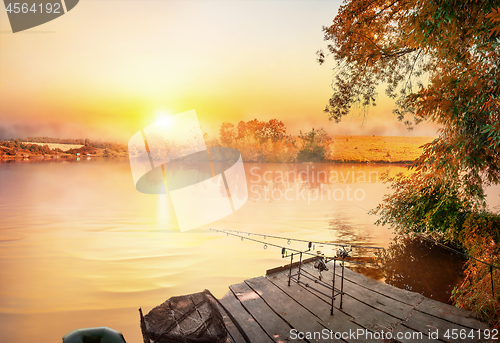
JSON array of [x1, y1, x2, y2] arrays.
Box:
[[0, 158, 498, 343]]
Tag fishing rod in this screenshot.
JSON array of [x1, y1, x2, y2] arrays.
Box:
[[417, 234, 500, 270], [209, 228, 369, 266], [353, 203, 499, 297], [216, 229, 383, 250], [418, 234, 498, 297]]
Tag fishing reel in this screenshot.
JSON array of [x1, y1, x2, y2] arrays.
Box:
[[336, 246, 352, 259], [314, 258, 328, 272], [313, 258, 329, 280]]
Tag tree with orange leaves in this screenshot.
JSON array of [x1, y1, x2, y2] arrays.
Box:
[[219, 122, 237, 146], [319, 0, 500, 200], [319, 0, 500, 324], [219, 119, 297, 162]]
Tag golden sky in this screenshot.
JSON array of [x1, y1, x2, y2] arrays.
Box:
[[0, 0, 440, 143]]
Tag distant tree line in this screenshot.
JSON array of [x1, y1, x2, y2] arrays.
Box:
[[25, 137, 127, 152], [0, 138, 127, 156], [0, 140, 53, 155], [217, 119, 333, 162]]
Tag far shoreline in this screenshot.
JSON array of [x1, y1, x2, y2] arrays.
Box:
[[0, 156, 415, 165], [1, 135, 433, 164]]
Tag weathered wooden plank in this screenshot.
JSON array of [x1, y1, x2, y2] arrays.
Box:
[[299, 262, 415, 320], [341, 264, 425, 306], [266, 271, 381, 343], [210, 295, 248, 343], [329, 263, 488, 333], [415, 298, 488, 330], [220, 260, 490, 343], [230, 282, 307, 343], [278, 266, 428, 342], [403, 309, 484, 343], [266, 256, 320, 276], [301, 261, 490, 341], [245, 276, 341, 343], [299, 261, 425, 306], [290, 264, 402, 333], [219, 291, 273, 343]]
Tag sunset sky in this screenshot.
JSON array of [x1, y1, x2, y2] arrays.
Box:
[[0, 0, 440, 143]]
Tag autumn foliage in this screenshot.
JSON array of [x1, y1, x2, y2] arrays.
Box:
[[219, 119, 301, 162], [320, 0, 500, 324]]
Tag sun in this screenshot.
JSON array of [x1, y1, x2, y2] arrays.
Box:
[[155, 110, 172, 122], [154, 110, 175, 129]]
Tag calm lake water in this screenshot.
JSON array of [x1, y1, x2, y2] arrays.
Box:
[[0, 158, 498, 343]]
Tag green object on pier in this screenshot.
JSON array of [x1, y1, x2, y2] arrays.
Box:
[[62, 326, 126, 343]]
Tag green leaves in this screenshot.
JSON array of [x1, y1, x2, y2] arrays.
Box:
[[296, 128, 331, 162], [323, 0, 500, 249], [371, 172, 473, 243]]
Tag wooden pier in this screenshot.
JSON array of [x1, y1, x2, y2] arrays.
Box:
[[213, 260, 490, 343]]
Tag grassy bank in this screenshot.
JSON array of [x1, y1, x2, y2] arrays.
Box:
[[1, 135, 436, 163], [329, 135, 434, 163]]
